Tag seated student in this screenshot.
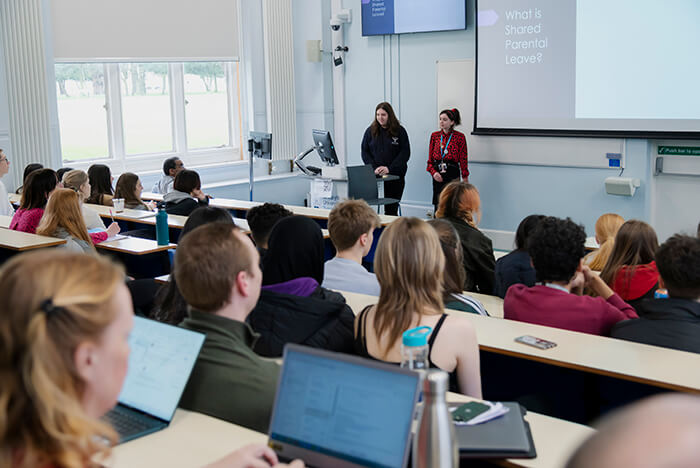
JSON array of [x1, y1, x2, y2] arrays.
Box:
[[162, 169, 209, 216], [86, 163, 114, 206], [0, 148, 14, 216], [153, 206, 235, 324], [435, 181, 495, 294], [175, 223, 279, 433], [36, 189, 119, 253], [245, 202, 293, 259], [428, 219, 488, 315], [248, 216, 355, 357], [600, 220, 659, 309], [114, 172, 154, 210], [611, 235, 700, 353], [14, 162, 43, 194], [323, 199, 381, 296], [55, 166, 73, 182], [152, 156, 184, 194], [504, 216, 637, 335], [0, 250, 300, 468], [354, 217, 482, 397], [566, 394, 700, 468], [10, 168, 59, 234], [493, 214, 545, 298], [584, 213, 625, 271], [62, 169, 107, 230]]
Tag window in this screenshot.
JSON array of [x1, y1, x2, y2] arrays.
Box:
[[55, 61, 243, 172]]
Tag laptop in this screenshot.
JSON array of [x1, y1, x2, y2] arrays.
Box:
[[268, 345, 421, 468], [103, 316, 205, 443]]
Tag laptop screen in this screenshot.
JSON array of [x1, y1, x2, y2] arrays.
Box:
[[269, 346, 419, 468], [117, 316, 205, 421]]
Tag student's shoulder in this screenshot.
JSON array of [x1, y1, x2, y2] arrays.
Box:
[[442, 312, 477, 336]]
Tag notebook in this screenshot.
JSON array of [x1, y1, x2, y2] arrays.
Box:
[[268, 345, 420, 468], [103, 316, 205, 444]]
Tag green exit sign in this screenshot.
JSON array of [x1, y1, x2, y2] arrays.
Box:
[[658, 146, 700, 156]]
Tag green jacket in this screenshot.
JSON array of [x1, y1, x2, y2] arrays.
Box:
[[179, 310, 280, 432]]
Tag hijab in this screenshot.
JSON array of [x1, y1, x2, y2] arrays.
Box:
[[262, 215, 324, 286]]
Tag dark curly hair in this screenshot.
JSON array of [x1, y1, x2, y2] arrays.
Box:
[[656, 234, 700, 299], [246, 202, 293, 248], [528, 216, 587, 283]]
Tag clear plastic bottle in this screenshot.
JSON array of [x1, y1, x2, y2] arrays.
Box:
[[401, 326, 432, 371]]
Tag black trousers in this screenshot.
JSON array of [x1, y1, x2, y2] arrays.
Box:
[[383, 176, 405, 216]]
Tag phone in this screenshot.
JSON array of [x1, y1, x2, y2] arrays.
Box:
[[515, 335, 557, 350], [451, 401, 491, 423]]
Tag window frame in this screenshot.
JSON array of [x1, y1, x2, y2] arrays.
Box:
[[57, 60, 244, 175]]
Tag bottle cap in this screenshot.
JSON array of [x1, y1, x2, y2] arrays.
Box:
[[402, 326, 432, 347], [423, 369, 449, 395]]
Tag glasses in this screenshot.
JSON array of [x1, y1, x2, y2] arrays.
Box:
[[0, 157, 8, 163]]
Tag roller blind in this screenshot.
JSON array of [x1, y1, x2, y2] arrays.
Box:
[[51, 0, 239, 62]]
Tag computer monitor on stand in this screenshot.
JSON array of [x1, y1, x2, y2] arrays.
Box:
[[295, 129, 343, 178], [248, 131, 272, 201]]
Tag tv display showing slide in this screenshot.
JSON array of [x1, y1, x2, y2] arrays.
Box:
[[362, 0, 466, 36], [475, 0, 700, 138]]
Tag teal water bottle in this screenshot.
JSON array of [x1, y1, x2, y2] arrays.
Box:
[[156, 207, 169, 246]]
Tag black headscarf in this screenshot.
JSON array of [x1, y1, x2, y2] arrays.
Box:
[[262, 215, 324, 285]]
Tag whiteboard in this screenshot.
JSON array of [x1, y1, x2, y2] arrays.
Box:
[[436, 59, 625, 168]]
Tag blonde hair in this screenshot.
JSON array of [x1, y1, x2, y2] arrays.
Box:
[[586, 213, 624, 271], [435, 181, 481, 227], [37, 188, 93, 247], [62, 170, 89, 202], [0, 251, 124, 468], [373, 217, 445, 358]]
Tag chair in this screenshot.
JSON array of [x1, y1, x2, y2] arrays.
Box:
[[347, 164, 399, 213]]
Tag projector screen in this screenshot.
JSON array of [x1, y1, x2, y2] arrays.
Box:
[[362, 0, 466, 36], [475, 0, 700, 138]]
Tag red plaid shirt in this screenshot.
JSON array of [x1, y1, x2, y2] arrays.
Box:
[[426, 129, 469, 180]]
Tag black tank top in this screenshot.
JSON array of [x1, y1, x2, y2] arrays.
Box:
[[354, 305, 460, 393]]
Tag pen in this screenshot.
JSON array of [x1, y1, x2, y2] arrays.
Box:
[[109, 209, 115, 223]]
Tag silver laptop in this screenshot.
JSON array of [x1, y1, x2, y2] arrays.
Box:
[[103, 316, 205, 443], [268, 345, 420, 468]]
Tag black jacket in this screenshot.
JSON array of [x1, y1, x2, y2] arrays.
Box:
[[361, 125, 411, 177], [247, 287, 355, 357], [444, 217, 496, 294], [162, 190, 209, 216], [493, 249, 536, 298], [611, 298, 700, 354]]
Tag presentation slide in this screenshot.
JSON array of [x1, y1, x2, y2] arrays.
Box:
[[475, 0, 700, 136], [362, 0, 466, 36]]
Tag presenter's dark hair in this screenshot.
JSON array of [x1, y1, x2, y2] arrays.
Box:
[[440, 108, 462, 127], [371, 102, 401, 138], [528, 216, 586, 283]]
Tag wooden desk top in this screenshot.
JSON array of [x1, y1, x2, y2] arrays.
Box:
[[105, 402, 591, 468], [96, 236, 176, 255], [0, 214, 11, 229], [339, 290, 700, 393], [0, 229, 67, 251], [86, 204, 188, 229]]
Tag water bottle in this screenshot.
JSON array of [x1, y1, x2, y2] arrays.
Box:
[[413, 370, 458, 468], [401, 326, 431, 371], [156, 207, 169, 246]]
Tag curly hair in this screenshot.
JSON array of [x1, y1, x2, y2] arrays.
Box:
[[656, 234, 700, 299], [528, 216, 587, 283], [245, 202, 293, 248]]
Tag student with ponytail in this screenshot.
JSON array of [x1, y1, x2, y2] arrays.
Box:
[[584, 213, 625, 271], [427, 108, 469, 212]]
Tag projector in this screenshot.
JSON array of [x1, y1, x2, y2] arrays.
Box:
[[605, 177, 641, 197]]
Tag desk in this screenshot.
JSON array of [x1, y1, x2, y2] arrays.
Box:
[[0, 215, 11, 228], [339, 290, 700, 393], [96, 236, 176, 255], [0, 229, 66, 251], [86, 204, 188, 229], [105, 404, 591, 468]]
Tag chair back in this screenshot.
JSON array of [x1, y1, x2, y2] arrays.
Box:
[[347, 164, 379, 201]]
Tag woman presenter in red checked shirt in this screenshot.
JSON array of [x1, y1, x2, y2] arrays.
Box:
[[427, 108, 469, 212]]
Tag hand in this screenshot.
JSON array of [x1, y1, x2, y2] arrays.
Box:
[[191, 188, 207, 201], [582, 265, 615, 299], [203, 444, 304, 468], [432, 172, 443, 183], [106, 222, 120, 237], [375, 166, 389, 176], [569, 270, 585, 295], [581, 265, 597, 283], [146, 201, 157, 211]]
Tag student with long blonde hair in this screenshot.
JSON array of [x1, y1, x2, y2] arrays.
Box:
[[0, 250, 302, 468], [354, 217, 482, 398], [435, 181, 495, 294], [36, 189, 118, 253], [62, 169, 107, 231], [584, 213, 624, 271]]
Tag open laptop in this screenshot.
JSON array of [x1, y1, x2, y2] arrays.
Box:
[[268, 345, 421, 468], [103, 316, 205, 444]]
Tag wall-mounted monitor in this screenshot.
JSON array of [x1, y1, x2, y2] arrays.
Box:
[[362, 0, 467, 36], [249, 131, 272, 160]]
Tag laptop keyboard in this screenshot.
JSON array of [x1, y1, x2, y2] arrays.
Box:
[[104, 407, 158, 438]]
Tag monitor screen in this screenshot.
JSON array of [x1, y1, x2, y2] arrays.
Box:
[[270, 346, 419, 468], [312, 129, 339, 166], [117, 316, 205, 421], [362, 0, 467, 36]]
